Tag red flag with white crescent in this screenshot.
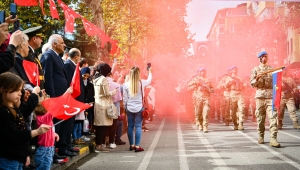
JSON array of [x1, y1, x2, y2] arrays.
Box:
[[49, 0, 59, 19], [22, 60, 40, 86], [14, 0, 38, 6], [41, 93, 91, 120]]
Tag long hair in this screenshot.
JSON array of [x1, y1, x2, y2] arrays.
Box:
[[0, 72, 24, 117], [129, 67, 140, 97]]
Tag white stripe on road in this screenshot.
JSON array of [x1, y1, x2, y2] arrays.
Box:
[[235, 130, 300, 169], [192, 126, 229, 169], [137, 118, 166, 170], [279, 130, 300, 140], [177, 114, 189, 170]]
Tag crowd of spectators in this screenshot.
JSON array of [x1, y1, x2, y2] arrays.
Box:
[[0, 13, 156, 170]]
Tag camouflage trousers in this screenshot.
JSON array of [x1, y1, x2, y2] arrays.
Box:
[[224, 96, 231, 122], [279, 98, 298, 122], [230, 95, 245, 124], [255, 98, 278, 138], [194, 98, 210, 128]]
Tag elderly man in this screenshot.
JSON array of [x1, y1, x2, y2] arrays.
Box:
[[64, 48, 86, 145], [40, 34, 77, 157], [250, 51, 280, 148]]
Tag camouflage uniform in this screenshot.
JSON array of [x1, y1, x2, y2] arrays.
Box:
[[188, 74, 214, 132], [278, 76, 300, 129], [250, 62, 280, 147], [228, 74, 246, 130], [217, 75, 232, 126]]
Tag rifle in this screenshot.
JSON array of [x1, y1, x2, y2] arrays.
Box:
[[195, 77, 213, 93], [255, 66, 285, 78]]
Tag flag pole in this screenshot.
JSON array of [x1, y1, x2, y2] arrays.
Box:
[[36, 64, 39, 86], [54, 120, 64, 126]]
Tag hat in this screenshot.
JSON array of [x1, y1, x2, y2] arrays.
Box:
[[23, 26, 44, 38], [230, 66, 237, 70], [257, 51, 267, 58], [197, 68, 206, 73], [81, 67, 90, 75]]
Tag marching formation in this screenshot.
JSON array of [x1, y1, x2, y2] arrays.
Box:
[[187, 51, 300, 148]]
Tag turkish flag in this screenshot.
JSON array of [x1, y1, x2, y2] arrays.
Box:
[[14, 0, 38, 6], [22, 60, 39, 86], [70, 62, 81, 98], [49, 0, 59, 19], [59, 2, 82, 33], [110, 40, 118, 55], [39, 0, 45, 16], [82, 18, 98, 36], [41, 93, 91, 120]]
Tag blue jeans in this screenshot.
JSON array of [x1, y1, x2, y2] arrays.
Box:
[[0, 157, 23, 170], [126, 109, 143, 146], [115, 120, 123, 140], [114, 102, 120, 116], [35, 146, 55, 170], [73, 122, 82, 139]]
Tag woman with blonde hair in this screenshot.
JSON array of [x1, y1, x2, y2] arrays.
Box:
[[123, 66, 152, 152]]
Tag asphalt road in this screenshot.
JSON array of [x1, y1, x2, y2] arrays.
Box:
[[67, 106, 300, 170]]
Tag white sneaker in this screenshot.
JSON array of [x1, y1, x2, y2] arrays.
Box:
[[81, 136, 91, 142], [109, 143, 117, 149]]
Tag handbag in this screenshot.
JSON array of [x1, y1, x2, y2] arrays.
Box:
[[107, 103, 118, 119], [97, 76, 119, 119], [140, 80, 149, 118], [83, 115, 89, 133]]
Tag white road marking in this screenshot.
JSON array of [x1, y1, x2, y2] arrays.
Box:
[[177, 113, 190, 170], [137, 118, 166, 170], [227, 126, 300, 169], [279, 130, 300, 140], [191, 125, 230, 169]]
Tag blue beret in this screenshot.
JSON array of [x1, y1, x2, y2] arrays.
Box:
[[197, 68, 206, 72], [230, 66, 237, 70], [258, 51, 267, 58], [81, 67, 90, 75], [227, 67, 232, 72]]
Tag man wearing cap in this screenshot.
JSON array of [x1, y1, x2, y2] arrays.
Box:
[[23, 26, 45, 89], [188, 68, 214, 133], [250, 51, 280, 147], [228, 66, 246, 130]]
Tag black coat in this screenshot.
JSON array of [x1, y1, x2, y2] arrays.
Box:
[[40, 49, 68, 97], [0, 44, 16, 74], [0, 105, 33, 164], [64, 59, 85, 102]]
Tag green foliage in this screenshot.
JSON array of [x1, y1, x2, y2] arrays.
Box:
[[0, 0, 94, 59], [101, 0, 194, 63]]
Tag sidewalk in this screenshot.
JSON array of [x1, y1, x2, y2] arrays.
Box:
[[50, 142, 94, 170]]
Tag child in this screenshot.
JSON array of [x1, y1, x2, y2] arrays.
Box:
[[0, 72, 50, 169], [34, 101, 59, 170]]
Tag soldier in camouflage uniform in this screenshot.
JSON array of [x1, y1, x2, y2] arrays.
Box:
[[250, 51, 280, 147], [228, 66, 246, 130], [217, 68, 233, 127], [188, 68, 214, 133], [243, 75, 256, 122], [278, 71, 300, 129]]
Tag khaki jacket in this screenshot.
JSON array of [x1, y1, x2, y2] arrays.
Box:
[[93, 76, 116, 126], [250, 64, 273, 99]]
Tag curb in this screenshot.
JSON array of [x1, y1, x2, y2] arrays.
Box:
[[50, 145, 91, 170]]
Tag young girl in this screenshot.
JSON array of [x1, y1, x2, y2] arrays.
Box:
[[34, 101, 59, 170], [0, 72, 50, 169]]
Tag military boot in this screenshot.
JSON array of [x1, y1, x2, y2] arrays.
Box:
[[238, 122, 244, 130], [234, 123, 238, 130], [199, 124, 203, 131], [270, 138, 280, 148], [278, 120, 283, 130], [225, 121, 229, 126], [203, 126, 208, 133], [195, 122, 199, 126], [293, 121, 300, 129], [258, 135, 264, 144]]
